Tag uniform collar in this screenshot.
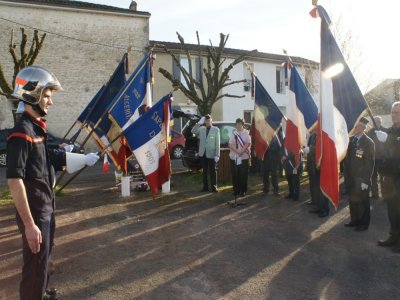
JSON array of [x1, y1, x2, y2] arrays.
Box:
[[23, 111, 47, 131]]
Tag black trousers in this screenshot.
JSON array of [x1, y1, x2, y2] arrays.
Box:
[[16, 213, 55, 300], [230, 159, 249, 195], [286, 174, 300, 200], [262, 152, 280, 193], [349, 188, 370, 227], [308, 172, 319, 206], [309, 171, 330, 214], [371, 160, 383, 198], [201, 155, 217, 191], [382, 176, 400, 238]]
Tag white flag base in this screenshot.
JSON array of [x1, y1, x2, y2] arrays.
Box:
[[121, 176, 131, 197], [162, 180, 170, 193]]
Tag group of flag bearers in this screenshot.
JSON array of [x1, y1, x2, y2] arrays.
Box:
[[6, 2, 400, 299]]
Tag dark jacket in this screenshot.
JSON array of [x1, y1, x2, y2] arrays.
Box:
[[6, 112, 65, 217], [346, 133, 375, 188], [306, 132, 317, 175], [281, 144, 303, 176], [380, 126, 400, 177]]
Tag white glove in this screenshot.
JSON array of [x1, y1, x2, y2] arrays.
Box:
[[66, 152, 99, 173], [361, 183, 369, 191], [63, 144, 74, 153], [85, 153, 99, 167], [198, 116, 206, 125], [375, 130, 388, 143], [214, 156, 219, 163], [303, 146, 310, 154]]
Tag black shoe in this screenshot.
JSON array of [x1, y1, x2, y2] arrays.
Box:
[[355, 225, 368, 231], [377, 236, 399, 247], [240, 192, 246, 197], [43, 288, 57, 300], [273, 191, 280, 196], [200, 188, 209, 192], [305, 200, 314, 205], [318, 211, 329, 218], [309, 208, 320, 214], [293, 198, 299, 201], [285, 194, 293, 199], [262, 189, 269, 194], [211, 189, 219, 193], [344, 222, 357, 227]]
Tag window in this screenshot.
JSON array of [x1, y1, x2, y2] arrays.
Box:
[[243, 63, 253, 92], [276, 67, 285, 94], [304, 69, 314, 93], [243, 111, 252, 124], [172, 57, 202, 89]]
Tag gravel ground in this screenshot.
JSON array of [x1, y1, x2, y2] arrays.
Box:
[[1, 162, 400, 300]]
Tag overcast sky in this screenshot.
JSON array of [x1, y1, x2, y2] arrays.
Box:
[[90, 0, 399, 92]]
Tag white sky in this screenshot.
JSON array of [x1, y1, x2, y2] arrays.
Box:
[[90, 0, 400, 92]]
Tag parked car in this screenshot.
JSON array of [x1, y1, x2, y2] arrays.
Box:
[[0, 128, 83, 167], [176, 111, 250, 170], [168, 129, 186, 159]]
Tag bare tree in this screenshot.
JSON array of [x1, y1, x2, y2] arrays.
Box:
[[158, 32, 254, 115], [330, 15, 375, 94], [0, 28, 46, 99]]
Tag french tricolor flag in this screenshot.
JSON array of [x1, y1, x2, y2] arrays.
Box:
[[253, 74, 284, 159], [122, 94, 172, 195], [311, 5, 368, 208], [284, 62, 318, 167]]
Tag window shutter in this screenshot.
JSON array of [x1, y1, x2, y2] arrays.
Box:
[[195, 57, 202, 83], [172, 56, 181, 81]]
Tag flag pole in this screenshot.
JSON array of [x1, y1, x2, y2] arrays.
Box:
[[80, 55, 149, 148], [61, 121, 78, 143], [56, 132, 123, 194], [56, 55, 127, 186], [56, 54, 149, 190]]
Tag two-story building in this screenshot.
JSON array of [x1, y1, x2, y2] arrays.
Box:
[[150, 40, 319, 131]]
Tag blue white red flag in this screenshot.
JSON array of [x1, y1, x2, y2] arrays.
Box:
[[80, 54, 127, 128], [253, 75, 284, 159], [122, 94, 173, 195], [108, 55, 153, 130], [311, 5, 368, 208], [77, 85, 105, 124], [284, 62, 318, 167]]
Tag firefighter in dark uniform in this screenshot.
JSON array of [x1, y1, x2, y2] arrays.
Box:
[[376, 102, 400, 252], [6, 66, 99, 299], [344, 117, 375, 231]]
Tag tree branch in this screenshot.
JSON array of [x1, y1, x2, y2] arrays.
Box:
[[216, 93, 245, 101]]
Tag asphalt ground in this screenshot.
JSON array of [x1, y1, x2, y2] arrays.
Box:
[[1, 161, 400, 299]]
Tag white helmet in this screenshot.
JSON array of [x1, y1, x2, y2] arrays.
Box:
[[12, 66, 62, 105]]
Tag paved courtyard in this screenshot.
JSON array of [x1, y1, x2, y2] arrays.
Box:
[[1, 163, 400, 299]]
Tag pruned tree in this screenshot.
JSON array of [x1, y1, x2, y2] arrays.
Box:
[[330, 15, 375, 94], [158, 32, 255, 115], [0, 28, 46, 100]]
